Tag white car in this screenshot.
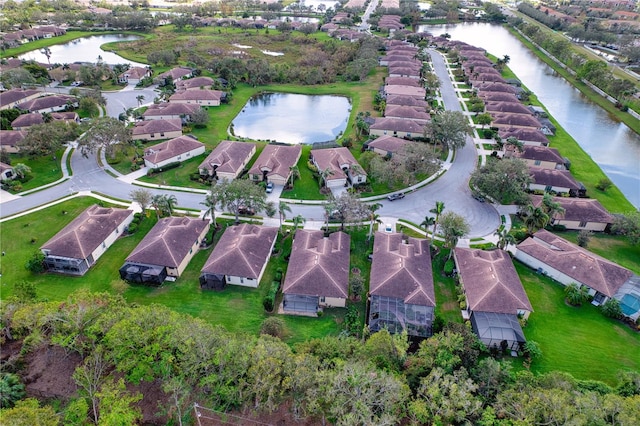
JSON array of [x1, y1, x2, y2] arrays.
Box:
[[266, 182, 274, 193]]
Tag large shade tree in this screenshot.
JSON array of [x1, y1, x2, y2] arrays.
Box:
[[78, 117, 131, 159], [471, 158, 531, 205], [426, 110, 472, 150], [209, 179, 267, 223]]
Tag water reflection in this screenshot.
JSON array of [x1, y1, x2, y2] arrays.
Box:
[[232, 93, 350, 144], [420, 22, 640, 208], [18, 34, 146, 67]]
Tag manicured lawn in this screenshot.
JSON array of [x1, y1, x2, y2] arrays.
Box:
[[7, 149, 65, 192], [138, 153, 210, 189], [515, 261, 640, 384], [281, 145, 325, 201], [432, 249, 464, 324]]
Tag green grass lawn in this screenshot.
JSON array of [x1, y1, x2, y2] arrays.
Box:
[[7, 149, 65, 192], [138, 153, 210, 189], [515, 261, 640, 384]]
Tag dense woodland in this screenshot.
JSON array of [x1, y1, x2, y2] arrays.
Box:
[[1, 290, 639, 425]]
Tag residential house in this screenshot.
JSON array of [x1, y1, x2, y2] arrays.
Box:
[[248, 144, 302, 186], [454, 248, 533, 352], [199, 224, 278, 290], [0, 130, 27, 153], [384, 76, 421, 87], [474, 82, 518, 94], [478, 92, 521, 103], [507, 145, 566, 170], [386, 95, 429, 109], [485, 102, 534, 115], [384, 105, 430, 123], [11, 111, 79, 130], [143, 135, 205, 169], [282, 230, 350, 314], [365, 135, 414, 158], [369, 117, 426, 139], [156, 66, 193, 82], [198, 140, 256, 181], [368, 232, 436, 337], [41, 205, 134, 276], [470, 73, 506, 84], [530, 195, 613, 231], [142, 103, 201, 121], [310, 147, 367, 188], [516, 229, 640, 318], [380, 55, 417, 66], [118, 66, 151, 84], [0, 162, 15, 180], [498, 127, 549, 146], [132, 118, 183, 142], [0, 89, 42, 110], [120, 216, 209, 285], [528, 167, 585, 197], [388, 67, 421, 79], [491, 113, 542, 130], [176, 76, 215, 91], [16, 94, 77, 114], [169, 89, 224, 107], [384, 85, 426, 99]]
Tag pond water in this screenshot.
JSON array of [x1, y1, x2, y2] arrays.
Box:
[[18, 34, 146, 67], [231, 93, 351, 144], [419, 22, 640, 208]]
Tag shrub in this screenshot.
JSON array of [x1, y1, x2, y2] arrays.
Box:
[[148, 161, 181, 175], [260, 317, 286, 339], [600, 299, 623, 319], [263, 281, 280, 312], [444, 258, 455, 275], [576, 229, 592, 248], [596, 178, 613, 192], [25, 251, 45, 273], [0, 373, 26, 408], [127, 223, 138, 234], [565, 283, 589, 306]]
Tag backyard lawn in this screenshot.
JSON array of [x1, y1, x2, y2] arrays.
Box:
[[515, 261, 640, 385], [7, 149, 65, 192]]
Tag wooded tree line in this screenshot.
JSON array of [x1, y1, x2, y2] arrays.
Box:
[[2, 291, 639, 425]]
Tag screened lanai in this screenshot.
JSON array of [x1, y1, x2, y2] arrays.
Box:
[[471, 311, 526, 352], [369, 295, 435, 338]]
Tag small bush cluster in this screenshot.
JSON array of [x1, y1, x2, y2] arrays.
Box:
[[127, 212, 144, 234], [263, 280, 281, 312], [147, 161, 181, 175]]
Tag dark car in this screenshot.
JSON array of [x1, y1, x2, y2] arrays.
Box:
[[238, 205, 256, 216], [473, 194, 486, 203], [387, 192, 405, 201]]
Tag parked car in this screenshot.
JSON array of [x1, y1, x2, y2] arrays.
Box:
[[387, 192, 405, 201], [266, 182, 274, 194], [473, 194, 486, 203], [238, 205, 256, 216], [384, 223, 393, 233], [70, 81, 83, 87]]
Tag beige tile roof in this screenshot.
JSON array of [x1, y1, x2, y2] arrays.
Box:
[[248, 144, 301, 180], [455, 248, 533, 314], [125, 216, 208, 268], [201, 224, 278, 279], [370, 232, 435, 306], [282, 230, 350, 299], [517, 229, 632, 297], [41, 205, 132, 260], [198, 140, 256, 176]]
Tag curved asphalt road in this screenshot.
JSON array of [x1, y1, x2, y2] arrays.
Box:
[[0, 50, 499, 237]]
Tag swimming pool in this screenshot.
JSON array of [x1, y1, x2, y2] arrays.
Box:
[[620, 293, 640, 316]]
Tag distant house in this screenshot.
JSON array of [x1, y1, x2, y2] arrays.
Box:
[[143, 135, 205, 169], [369, 117, 426, 139], [485, 102, 533, 116], [0, 162, 15, 180], [368, 232, 436, 337], [132, 118, 183, 142], [491, 113, 542, 130], [41, 205, 134, 276], [507, 145, 566, 170], [11, 111, 79, 130], [176, 76, 215, 91], [16, 94, 77, 114], [282, 230, 350, 314], [498, 127, 549, 146], [199, 224, 278, 290], [516, 229, 640, 318], [384, 76, 421, 87], [142, 103, 201, 122], [310, 147, 367, 188], [118, 66, 151, 84], [454, 248, 533, 352], [0, 130, 27, 153], [169, 89, 224, 107], [120, 216, 209, 285], [0, 89, 41, 110], [478, 92, 520, 103], [156, 66, 193, 82], [474, 82, 518, 94], [365, 135, 414, 158], [248, 144, 302, 186], [528, 167, 585, 197], [386, 95, 429, 109], [198, 140, 256, 181], [530, 195, 613, 232]]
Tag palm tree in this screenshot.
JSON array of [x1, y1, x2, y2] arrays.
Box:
[[541, 192, 565, 220], [13, 163, 31, 180], [201, 191, 218, 227], [288, 165, 300, 189], [278, 201, 291, 229], [429, 201, 445, 239], [40, 47, 51, 65], [151, 194, 164, 219], [319, 167, 334, 188], [367, 203, 383, 241], [292, 214, 305, 232], [505, 136, 524, 153], [494, 228, 516, 250], [136, 95, 145, 107], [564, 283, 589, 306], [524, 204, 550, 234], [163, 194, 177, 215], [420, 216, 436, 244]]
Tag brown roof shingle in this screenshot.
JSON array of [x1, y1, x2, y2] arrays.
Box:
[[198, 140, 256, 176], [201, 224, 278, 279], [529, 167, 581, 190], [455, 248, 533, 314], [282, 230, 350, 299], [248, 144, 301, 180], [144, 135, 204, 165], [530, 195, 613, 224], [41, 205, 133, 260], [370, 232, 435, 306], [132, 118, 182, 136]]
